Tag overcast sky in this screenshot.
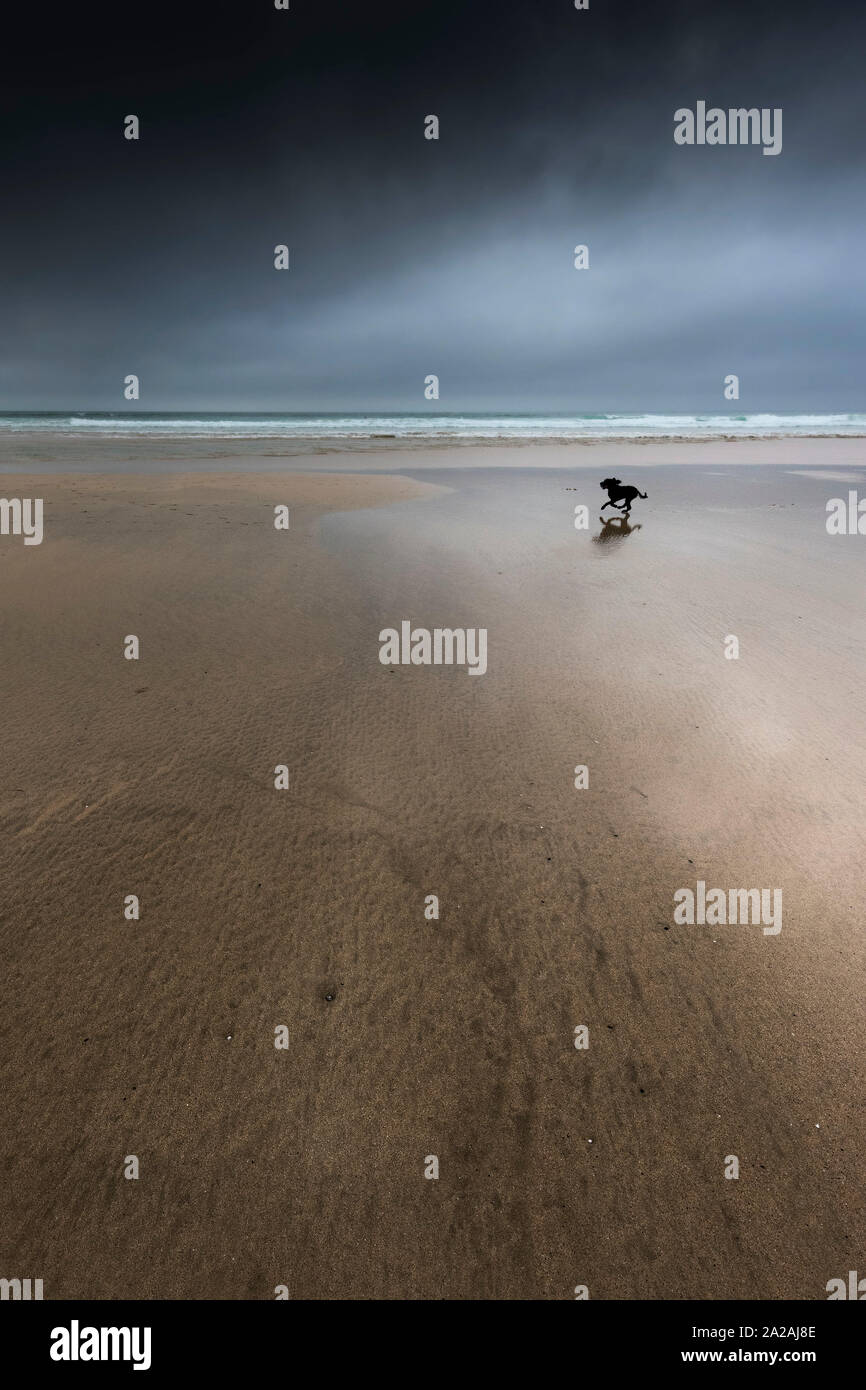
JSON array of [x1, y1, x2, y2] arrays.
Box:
[[1, 0, 863, 412]]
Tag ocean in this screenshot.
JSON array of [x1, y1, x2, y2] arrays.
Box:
[[1, 413, 865, 441]]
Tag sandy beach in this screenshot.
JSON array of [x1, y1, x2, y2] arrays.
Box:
[[0, 437, 864, 1300]]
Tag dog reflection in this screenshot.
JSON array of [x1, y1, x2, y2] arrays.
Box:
[[593, 515, 642, 545]]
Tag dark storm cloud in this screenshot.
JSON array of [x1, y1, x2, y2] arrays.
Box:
[[1, 0, 864, 411]]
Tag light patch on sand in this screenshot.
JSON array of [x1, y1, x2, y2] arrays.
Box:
[[786, 469, 865, 482]]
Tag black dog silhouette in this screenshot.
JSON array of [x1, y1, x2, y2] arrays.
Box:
[[600, 477, 647, 514]]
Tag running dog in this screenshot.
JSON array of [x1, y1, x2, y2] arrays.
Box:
[[600, 477, 647, 514]]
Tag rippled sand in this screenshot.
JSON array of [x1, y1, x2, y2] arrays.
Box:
[[0, 446, 863, 1298]]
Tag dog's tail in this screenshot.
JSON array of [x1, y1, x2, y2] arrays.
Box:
[[638, 490, 648, 499]]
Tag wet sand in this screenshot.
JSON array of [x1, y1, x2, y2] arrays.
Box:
[[4, 430, 866, 471], [0, 444, 864, 1299]]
